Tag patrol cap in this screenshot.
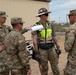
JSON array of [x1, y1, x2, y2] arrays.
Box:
[[11, 17, 25, 24], [36, 8, 51, 17], [0, 11, 8, 17], [68, 9, 76, 16]]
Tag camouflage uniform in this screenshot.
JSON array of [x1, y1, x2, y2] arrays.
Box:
[[64, 10, 76, 75], [0, 11, 11, 75], [0, 12, 29, 75], [33, 21, 60, 75], [39, 47, 59, 75], [4, 30, 30, 75], [4, 17, 30, 75], [0, 25, 11, 75]]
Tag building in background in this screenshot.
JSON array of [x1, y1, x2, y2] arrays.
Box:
[[0, 0, 51, 40], [34, 0, 51, 2]]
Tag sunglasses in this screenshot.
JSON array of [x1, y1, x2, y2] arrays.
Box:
[[19, 23, 23, 25], [44, 14, 48, 16], [69, 14, 76, 17]]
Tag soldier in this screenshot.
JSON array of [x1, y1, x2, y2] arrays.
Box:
[[0, 11, 30, 75], [0, 11, 11, 75], [64, 10, 76, 75], [32, 8, 61, 75], [0, 11, 30, 52], [4, 17, 31, 75]]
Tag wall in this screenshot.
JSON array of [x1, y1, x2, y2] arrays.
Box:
[[0, 0, 50, 40]]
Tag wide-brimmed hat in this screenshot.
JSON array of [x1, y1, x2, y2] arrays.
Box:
[[11, 17, 25, 24], [36, 8, 51, 17], [68, 9, 76, 16], [0, 11, 8, 17]]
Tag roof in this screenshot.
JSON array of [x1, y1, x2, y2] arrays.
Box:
[[34, 0, 51, 2]]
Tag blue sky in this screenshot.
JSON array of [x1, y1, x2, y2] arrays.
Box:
[[49, 0, 76, 23]]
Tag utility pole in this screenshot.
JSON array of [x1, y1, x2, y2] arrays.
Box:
[[66, 14, 68, 23], [59, 17, 60, 25]]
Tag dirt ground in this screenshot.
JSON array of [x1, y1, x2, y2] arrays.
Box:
[[29, 36, 67, 75]]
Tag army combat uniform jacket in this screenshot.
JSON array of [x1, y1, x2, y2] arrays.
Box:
[[4, 30, 30, 70], [0, 25, 12, 67], [64, 23, 76, 65], [0, 24, 28, 74]]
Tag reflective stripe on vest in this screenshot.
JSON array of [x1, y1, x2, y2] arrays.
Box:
[[35, 22, 52, 39], [40, 28, 52, 39]]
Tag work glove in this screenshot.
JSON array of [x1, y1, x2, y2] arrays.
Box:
[[32, 50, 35, 59], [35, 52, 41, 62], [55, 46, 61, 58], [32, 50, 41, 62]]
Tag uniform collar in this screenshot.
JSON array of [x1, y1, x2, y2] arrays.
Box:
[[0, 25, 3, 27], [74, 22, 76, 25], [71, 22, 76, 25], [13, 29, 20, 32], [0, 25, 5, 28]]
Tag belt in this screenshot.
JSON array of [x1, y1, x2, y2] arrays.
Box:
[[38, 42, 54, 50], [39, 40, 54, 44]]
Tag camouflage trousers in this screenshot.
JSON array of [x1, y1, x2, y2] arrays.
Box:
[[64, 61, 76, 75], [0, 72, 9, 75], [9, 67, 28, 75], [0, 67, 28, 75], [0, 65, 9, 75], [39, 47, 60, 75]]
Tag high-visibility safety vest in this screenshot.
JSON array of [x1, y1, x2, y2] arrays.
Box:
[[35, 21, 52, 39]]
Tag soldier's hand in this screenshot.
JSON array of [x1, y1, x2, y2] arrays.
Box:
[[26, 26, 32, 32], [55, 46, 61, 57], [34, 52, 41, 62]]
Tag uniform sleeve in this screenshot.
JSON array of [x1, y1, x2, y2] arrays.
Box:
[[51, 24, 56, 37], [31, 24, 38, 35], [64, 31, 75, 52], [20, 28, 28, 34], [17, 34, 30, 68], [7, 26, 13, 32], [31, 31, 37, 35]]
